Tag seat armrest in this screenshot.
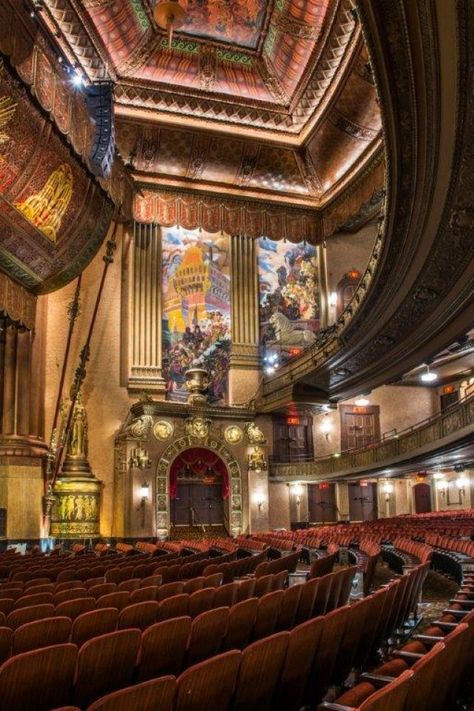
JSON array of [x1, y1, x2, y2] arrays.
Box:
[[359, 673, 395, 686], [450, 599, 474, 607], [413, 634, 445, 645], [318, 704, 355, 711], [443, 609, 468, 617], [432, 620, 458, 630], [393, 651, 424, 661]]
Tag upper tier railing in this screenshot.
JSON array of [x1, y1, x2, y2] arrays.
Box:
[[270, 385, 474, 479]]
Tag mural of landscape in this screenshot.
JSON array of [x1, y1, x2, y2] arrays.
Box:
[[162, 227, 231, 403], [258, 237, 320, 348]]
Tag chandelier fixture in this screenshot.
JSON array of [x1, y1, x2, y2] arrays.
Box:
[[154, 0, 186, 48]]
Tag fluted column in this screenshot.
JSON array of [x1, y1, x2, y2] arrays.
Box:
[[229, 234, 260, 406], [127, 222, 166, 395]]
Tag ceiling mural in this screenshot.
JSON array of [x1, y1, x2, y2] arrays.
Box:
[[0, 56, 114, 293], [181, 0, 270, 49]]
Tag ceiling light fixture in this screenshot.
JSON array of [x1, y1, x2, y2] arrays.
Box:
[[154, 0, 186, 48], [355, 396, 370, 406], [420, 365, 438, 383]]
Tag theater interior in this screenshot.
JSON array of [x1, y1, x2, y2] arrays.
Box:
[[0, 0, 473, 709]]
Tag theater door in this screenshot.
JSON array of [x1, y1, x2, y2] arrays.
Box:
[[171, 481, 225, 527]]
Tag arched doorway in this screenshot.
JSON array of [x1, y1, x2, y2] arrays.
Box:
[[155, 434, 243, 539], [413, 482, 432, 513], [170, 448, 229, 528]]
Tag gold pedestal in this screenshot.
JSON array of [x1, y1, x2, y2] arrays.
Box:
[[50, 455, 102, 538]]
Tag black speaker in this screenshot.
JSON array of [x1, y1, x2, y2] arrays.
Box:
[[86, 80, 115, 179]]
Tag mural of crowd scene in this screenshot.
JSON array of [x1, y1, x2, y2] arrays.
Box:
[[162, 228, 231, 403], [258, 237, 320, 361]]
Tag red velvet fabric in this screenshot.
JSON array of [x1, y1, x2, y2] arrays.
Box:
[[169, 448, 229, 500]]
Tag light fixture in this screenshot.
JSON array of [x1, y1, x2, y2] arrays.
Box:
[[420, 365, 438, 383], [456, 476, 468, 496], [355, 396, 370, 406], [137, 482, 150, 528], [382, 482, 394, 495], [291, 483, 304, 498], [71, 67, 84, 88], [437, 479, 447, 498], [329, 291, 338, 307], [320, 414, 332, 440], [154, 0, 186, 48], [433, 472, 444, 480]]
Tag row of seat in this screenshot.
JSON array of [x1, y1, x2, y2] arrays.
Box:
[[324, 608, 474, 710], [14, 563, 427, 711]]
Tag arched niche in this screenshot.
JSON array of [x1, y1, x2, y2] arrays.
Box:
[[155, 435, 242, 539]]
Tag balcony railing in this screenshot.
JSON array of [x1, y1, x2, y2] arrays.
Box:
[[270, 386, 474, 480]]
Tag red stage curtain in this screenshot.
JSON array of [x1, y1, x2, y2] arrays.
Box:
[[169, 448, 230, 499]]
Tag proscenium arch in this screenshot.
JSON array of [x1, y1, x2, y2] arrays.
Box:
[[155, 435, 243, 539]]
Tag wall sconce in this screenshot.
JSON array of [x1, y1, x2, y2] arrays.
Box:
[[290, 483, 304, 505], [329, 291, 338, 307], [382, 482, 394, 502], [437, 478, 447, 498], [320, 414, 332, 441], [130, 444, 151, 470], [456, 476, 468, 498], [137, 481, 150, 528], [252, 491, 266, 513]]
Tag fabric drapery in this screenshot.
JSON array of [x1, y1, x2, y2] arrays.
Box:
[[169, 448, 230, 499]]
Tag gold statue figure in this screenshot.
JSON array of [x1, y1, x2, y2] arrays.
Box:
[[14, 162, 73, 242], [69, 390, 88, 458]]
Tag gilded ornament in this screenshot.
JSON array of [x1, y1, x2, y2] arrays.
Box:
[[153, 420, 174, 441], [185, 416, 210, 440], [224, 425, 243, 445], [245, 422, 267, 444]]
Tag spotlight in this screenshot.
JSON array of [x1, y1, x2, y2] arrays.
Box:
[[420, 366, 437, 383], [71, 68, 84, 88]]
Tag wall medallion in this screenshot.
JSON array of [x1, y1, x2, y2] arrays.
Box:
[[185, 416, 210, 440], [245, 422, 267, 444], [153, 420, 174, 441], [224, 425, 243, 445]]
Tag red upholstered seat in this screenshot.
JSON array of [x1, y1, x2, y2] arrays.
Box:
[[89, 584, 116, 599], [182, 577, 205, 595], [253, 590, 283, 640], [275, 616, 324, 711], [187, 606, 229, 666], [0, 627, 12, 666], [254, 574, 274, 598], [117, 579, 141, 593], [0, 599, 14, 616], [158, 582, 184, 602], [231, 631, 290, 711], [214, 582, 238, 608], [7, 604, 55, 630], [0, 643, 77, 711], [55, 580, 83, 593], [138, 617, 192, 681], [189, 588, 215, 618], [12, 616, 71, 654], [56, 597, 96, 620], [235, 577, 255, 602], [71, 608, 118, 647], [118, 601, 159, 631], [175, 650, 241, 711], [224, 597, 258, 650], [130, 586, 160, 603], [54, 588, 88, 605], [312, 573, 333, 616], [277, 583, 302, 631], [308, 605, 350, 705], [74, 629, 142, 708], [296, 578, 319, 624], [358, 669, 413, 711], [159, 594, 190, 621], [96, 591, 130, 611], [202, 572, 224, 588], [87, 676, 177, 711]]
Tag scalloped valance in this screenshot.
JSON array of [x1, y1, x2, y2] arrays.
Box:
[[0, 273, 36, 330]]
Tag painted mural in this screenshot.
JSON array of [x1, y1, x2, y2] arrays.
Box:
[[258, 237, 320, 354], [162, 227, 231, 403], [182, 0, 268, 49]]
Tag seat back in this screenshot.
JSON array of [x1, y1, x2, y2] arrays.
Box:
[[71, 608, 119, 647], [175, 650, 241, 711], [74, 629, 142, 708], [96, 591, 130, 611], [7, 604, 55, 630], [359, 669, 413, 711], [189, 588, 215, 618], [87, 676, 177, 711], [187, 606, 229, 666], [56, 596, 95, 620], [0, 643, 77, 711], [296, 578, 319, 624], [253, 590, 283, 640], [159, 594, 190, 621], [224, 597, 258, 650], [275, 616, 324, 711], [12, 616, 71, 654], [232, 631, 290, 711], [138, 616, 192, 681]]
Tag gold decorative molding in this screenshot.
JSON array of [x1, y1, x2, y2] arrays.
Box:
[[0, 272, 36, 330]]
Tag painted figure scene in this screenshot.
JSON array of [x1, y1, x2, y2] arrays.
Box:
[[258, 237, 320, 366], [183, 0, 268, 49], [162, 227, 231, 403]]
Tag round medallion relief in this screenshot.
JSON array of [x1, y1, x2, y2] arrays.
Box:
[[153, 420, 174, 441], [224, 425, 243, 445]]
